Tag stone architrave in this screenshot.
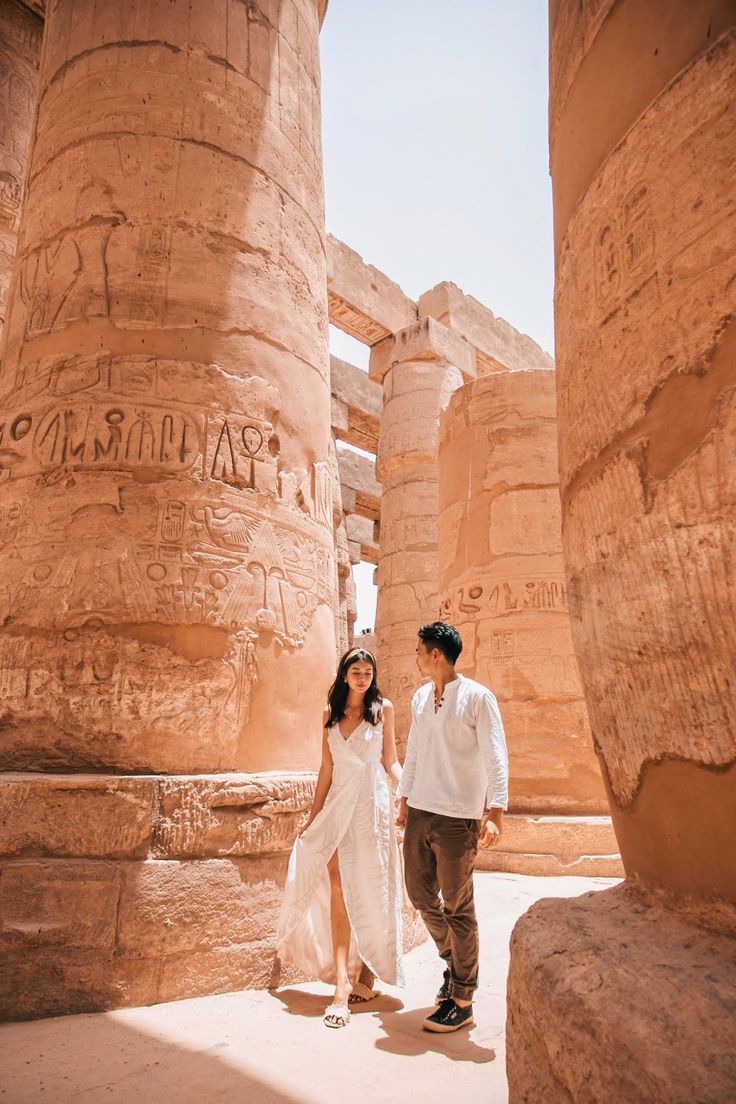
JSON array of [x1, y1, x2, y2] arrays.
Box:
[[507, 6, 736, 1101], [370, 317, 474, 748], [0, 0, 338, 1020], [0, 1, 41, 341], [0, 0, 335, 775]]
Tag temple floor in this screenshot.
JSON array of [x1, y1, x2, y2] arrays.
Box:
[[0, 873, 619, 1104]]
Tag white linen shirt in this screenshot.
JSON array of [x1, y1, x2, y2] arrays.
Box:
[[397, 674, 509, 819]]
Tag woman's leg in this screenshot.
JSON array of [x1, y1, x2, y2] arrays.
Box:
[[327, 851, 351, 1004]]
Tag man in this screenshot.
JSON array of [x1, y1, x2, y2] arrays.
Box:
[[396, 620, 508, 1033]]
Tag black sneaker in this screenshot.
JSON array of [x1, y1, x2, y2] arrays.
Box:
[[435, 968, 452, 1005], [422, 998, 474, 1033]]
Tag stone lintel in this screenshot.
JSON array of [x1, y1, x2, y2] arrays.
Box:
[[369, 316, 476, 383], [344, 513, 378, 564], [336, 442, 381, 521], [327, 235, 417, 346], [330, 355, 381, 451], [418, 282, 554, 375]]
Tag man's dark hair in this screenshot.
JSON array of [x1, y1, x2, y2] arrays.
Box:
[[418, 621, 463, 664]]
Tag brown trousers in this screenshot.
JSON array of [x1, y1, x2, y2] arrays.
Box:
[[403, 806, 480, 1002]]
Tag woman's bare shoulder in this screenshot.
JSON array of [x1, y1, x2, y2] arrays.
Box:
[[382, 698, 394, 714]]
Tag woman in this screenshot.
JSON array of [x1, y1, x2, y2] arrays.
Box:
[[276, 646, 405, 1028]]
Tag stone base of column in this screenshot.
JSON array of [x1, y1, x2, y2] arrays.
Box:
[[506, 884, 736, 1103], [0, 773, 426, 1021], [476, 814, 623, 878]]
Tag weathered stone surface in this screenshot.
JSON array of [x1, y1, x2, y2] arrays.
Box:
[[344, 512, 378, 564], [116, 856, 285, 956], [330, 355, 381, 452], [0, 859, 120, 950], [553, 13, 736, 895], [476, 814, 622, 878], [0, 773, 155, 858], [438, 372, 607, 814], [152, 773, 314, 859], [0, 854, 292, 1019], [327, 234, 417, 345], [369, 315, 475, 384], [337, 441, 381, 521], [0, 0, 336, 775], [507, 885, 736, 1103], [0, 0, 41, 342], [418, 282, 553, 375], [549, 0, 736, 252], [507, 11, 736, 1104]]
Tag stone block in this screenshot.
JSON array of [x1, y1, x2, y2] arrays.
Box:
[[327, 234, 417, 344], [0, 860, 120, 950], [475, 814, 623, 877], [336, 442, 381, 520], [507, 885, 736, 1103], [152, 773, 314, 858], [369, 316, 475, 382], [330, 355, 382, 420], [418, 281, 554, 374], [116, 856, 286, 957], [0, 774, 155, 859]]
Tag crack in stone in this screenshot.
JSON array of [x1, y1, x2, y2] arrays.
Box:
[[562, 313, 736, 512]]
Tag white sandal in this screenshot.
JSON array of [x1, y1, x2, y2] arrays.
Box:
[[323, 1002, 351, 1028], [348, 982, 381, 1005]]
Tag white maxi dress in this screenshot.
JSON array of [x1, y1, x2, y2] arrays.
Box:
[[276, 717, 405, 986]]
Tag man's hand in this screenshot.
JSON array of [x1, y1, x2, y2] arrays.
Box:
[[395, 796, 408, 828], [479, 807, 503, 849]]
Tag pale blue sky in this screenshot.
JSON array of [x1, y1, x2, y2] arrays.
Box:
[[320, 1, 553, 629]]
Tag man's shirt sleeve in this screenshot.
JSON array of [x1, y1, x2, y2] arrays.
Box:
[[396, 691, 419, 800], [477, 690, 509, 810]]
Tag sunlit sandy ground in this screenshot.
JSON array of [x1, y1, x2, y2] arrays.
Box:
[[0, 873, 619, 1104]]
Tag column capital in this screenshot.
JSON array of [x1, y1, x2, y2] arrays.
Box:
[[368, 316, 476, 383]]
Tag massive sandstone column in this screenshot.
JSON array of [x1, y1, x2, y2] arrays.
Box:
[[0, 0, 335, 1019], [0, 1, 41, 341], [507, 5, 736, 1100], [370, 318, 472, 747], [0, 0, 334, 773], [438, 372, 619, 876]]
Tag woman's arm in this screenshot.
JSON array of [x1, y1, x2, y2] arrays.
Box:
[[300, 708, 334, 834], [380, 700, 402, 790]]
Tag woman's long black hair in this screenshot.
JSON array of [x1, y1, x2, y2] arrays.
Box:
[[326, 647, 383, 727]]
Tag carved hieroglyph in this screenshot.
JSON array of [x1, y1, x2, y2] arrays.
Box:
[[0, 1, 41, 341], [438, 373, 607, 814], [507, 13, 736, 1103], [0, 0, 336, 773], [554, 24, 736, 893]]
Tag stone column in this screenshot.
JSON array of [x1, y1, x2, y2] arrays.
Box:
[[370, 317, 473, 748], [0, 0, 334, 1019], [438, 372, 618, 876], [0, 1, 41, 341], [0, 0, 334, 774], [507, 5, 736, 1100]]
